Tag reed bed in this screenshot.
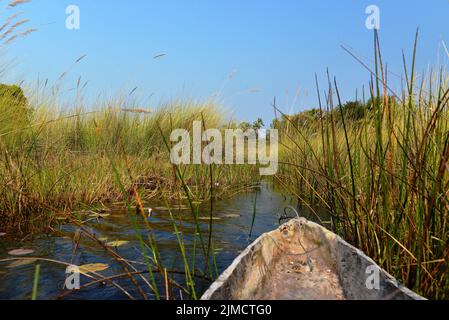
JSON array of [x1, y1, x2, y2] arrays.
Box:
[[276, 32, 449, 299], [0, 95, 258, 299], [0, 99, 260, 232]]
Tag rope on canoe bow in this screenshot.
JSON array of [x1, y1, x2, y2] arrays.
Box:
[[278, 205, 301, 225]]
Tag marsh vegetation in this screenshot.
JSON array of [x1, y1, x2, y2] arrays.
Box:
[[0, 2, 447, 301], [275, 32, 449, 299]]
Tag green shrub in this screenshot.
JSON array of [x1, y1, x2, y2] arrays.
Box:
[[0, 84, 32, 133]]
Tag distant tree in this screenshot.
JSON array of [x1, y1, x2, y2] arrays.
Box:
[[252, 118, 265, 138], [340, 100, 366, 120], [366, 96, 397, 113], [252, 118, 264, 130], [305, 108, 322, 118], [366, 97, 382, 111], [238, 121, 252, 132], [0, 84, 28, 106], [0, 84, 32, 133], [271, 118, 280, 129]]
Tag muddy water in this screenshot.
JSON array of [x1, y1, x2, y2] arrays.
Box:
[[0, 183, 321, 300]]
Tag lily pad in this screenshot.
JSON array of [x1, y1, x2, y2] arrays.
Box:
[[106, 240, 129, 247], [79, 263, 109, 274], [8, 249, 35, 256]]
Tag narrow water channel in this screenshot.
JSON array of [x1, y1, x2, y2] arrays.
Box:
[[0, 183, 314, 300]]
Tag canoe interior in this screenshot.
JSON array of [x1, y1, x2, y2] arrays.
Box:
[[201, 218, 424, 300]]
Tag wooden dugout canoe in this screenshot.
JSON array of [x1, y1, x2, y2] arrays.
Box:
[[201, 218, 425, 300]]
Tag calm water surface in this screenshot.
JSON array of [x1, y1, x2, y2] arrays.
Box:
[[0, 183, 318, 300]]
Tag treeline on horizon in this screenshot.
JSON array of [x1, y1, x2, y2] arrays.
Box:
[[272, 96, 391, 130]]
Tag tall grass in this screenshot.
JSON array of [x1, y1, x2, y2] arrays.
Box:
[[276, 31, 449, 299], [0, 98, 260, 231], [0, 1, 36, 48]]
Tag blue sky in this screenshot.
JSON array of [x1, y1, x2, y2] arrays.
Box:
[[3, 0, 449, 124]]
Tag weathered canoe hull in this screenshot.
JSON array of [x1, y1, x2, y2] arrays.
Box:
[[202, 218, 424, 300]]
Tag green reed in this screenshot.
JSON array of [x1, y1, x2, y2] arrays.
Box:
[[277, 31, 449, 299], [0, 99, 259, 231]]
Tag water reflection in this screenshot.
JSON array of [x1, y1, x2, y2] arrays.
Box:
[[0, 182, 300, 300]]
